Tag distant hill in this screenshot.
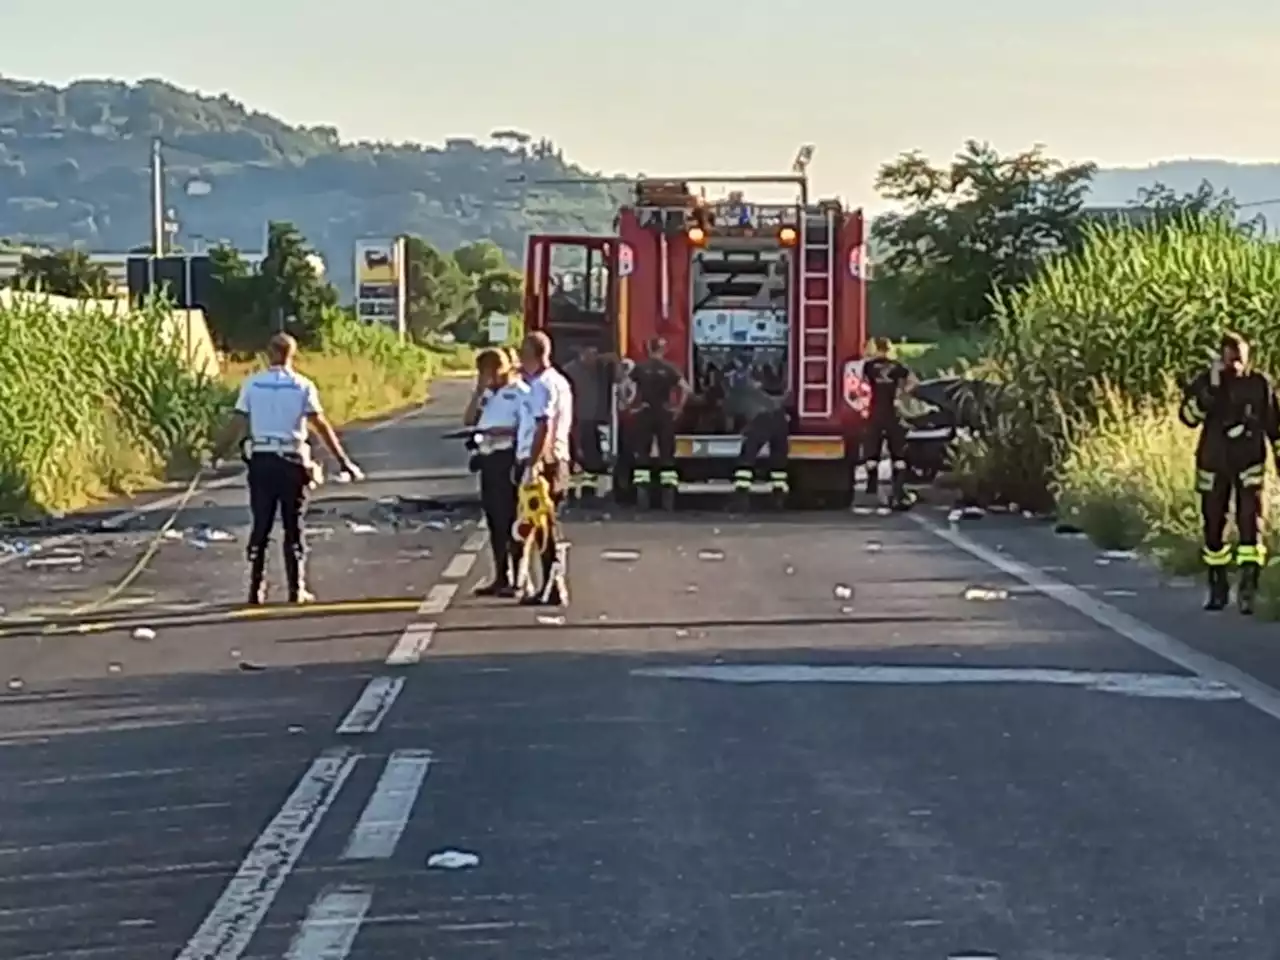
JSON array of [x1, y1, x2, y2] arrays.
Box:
[[1088, 160, 1280, 213], [0, 76, 627, 292], [1, 74, 1277, 293]]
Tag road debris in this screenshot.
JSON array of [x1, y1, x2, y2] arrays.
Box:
[[602, 549, 641, 562], [427, 849, 480, 870], [697, 549, 725, 561], [131, 627, 156, 641], [834, 584, 854, 600], [963, 587, 1009, 601]]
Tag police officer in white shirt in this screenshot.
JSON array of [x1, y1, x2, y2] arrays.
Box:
[[462, 347, 529, 597], [212, 333, 362, 604], [516, 331, 575, 607]]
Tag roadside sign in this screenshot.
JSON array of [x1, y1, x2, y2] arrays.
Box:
[[486, 313, 510, 344]]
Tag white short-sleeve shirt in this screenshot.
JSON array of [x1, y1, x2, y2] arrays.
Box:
[[517, 366, 574, 462], [235, 366, 321, 452], [475, 380, 529, 452]]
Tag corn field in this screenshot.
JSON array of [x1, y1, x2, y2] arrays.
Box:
[[0, 296, 231, 518], [959, 216, 1280, 507]]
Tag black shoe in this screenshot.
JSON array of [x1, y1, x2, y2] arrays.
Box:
[[247, 549, 267, 604], [659, 486, 676, 511], [1205, 568, 1230, 611], [474, 581, 516, 598], [1239, 565, 1260, 615], [635, 484, 651, 510]]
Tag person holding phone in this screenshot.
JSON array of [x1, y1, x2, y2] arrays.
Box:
[[463, 348, 529, 597]]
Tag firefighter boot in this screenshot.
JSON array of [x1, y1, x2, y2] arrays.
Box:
[[768, 470, 789, 510], [1204, 566, 1230, 611], [658, 470, 678, 511], [632, 468, 652, 510], [1238, 563, 1261, 615], [730, 468, 752, 513], [284, 548, 314, 604], [246, 545, 268, 605]]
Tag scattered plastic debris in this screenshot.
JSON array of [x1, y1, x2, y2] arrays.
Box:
[[834, 584, 854, 600], [840, 605, 855, 614], [131, 627, 156, 641], [1100, 549, 1137, 561], [602, 549, 641, 562], [698, 549, 725, 561], [784, 564, 795, 575], [962, 506, 986, 519], [238, 660, 267, 672], [947, 508, 964, 523], [347, 521, 378, 534], [875, 507, 892, 516], [853, 506, 874, 516], [424, 520, 449, 531], [1103, 589, 1137, 598], [963, 587, 1009, 601], [161, 528, 184, 541], [6, 677, 22, 691], [536, 615, 565, 626], [192, 526, 235, 544], [675, 628, 690, 638], [865, 541, 882, 553], [287, 724, 305, 735], [0, 539, 38, 556], [1094, 557, 1111, 566], [107, 662, 122, 674], [685, 584, 699, 594], [427, 849, 480, 870]]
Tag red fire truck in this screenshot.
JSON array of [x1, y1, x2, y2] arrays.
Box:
[[522, 174, 871, 507]]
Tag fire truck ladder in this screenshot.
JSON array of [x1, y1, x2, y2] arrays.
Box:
[[798, 205, 835, 419]]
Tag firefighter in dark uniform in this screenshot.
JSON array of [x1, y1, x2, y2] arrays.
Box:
[[627, 337, 692, 510], [212, 333, 362, 604], [861, 337, 918, 508], [1178, 332, 1280, 613], [726, 366, 790, 510]]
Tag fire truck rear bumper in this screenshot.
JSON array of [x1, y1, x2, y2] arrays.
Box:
[[673, 435, 846, 460]]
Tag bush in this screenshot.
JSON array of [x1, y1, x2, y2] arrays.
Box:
[[0, 296, 230, 519]]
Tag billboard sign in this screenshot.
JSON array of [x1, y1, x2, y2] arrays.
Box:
[[355, 237, 407, 337]]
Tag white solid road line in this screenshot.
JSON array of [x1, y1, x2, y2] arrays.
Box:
[[341, 749, 433, 860], [913, 514, 1280, 723], [385, 623, 436, 666], [337, 677, 405, 735], [284, 885, 373, 960], [418, 583, 458, 616], [176, 749, 359, 960], [461, 531, 488, 553], [441, 552, 477, 580]]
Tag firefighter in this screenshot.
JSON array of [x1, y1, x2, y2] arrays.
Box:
[[562, 343, 618, 499], [212, 333, 362, 604], [627, 337, 692, 510], [725, 365, 790, 510], [1178, 332, 1280, 613], [861, 336, 918, 509], [463, 347, 528, 597], [516, 332, 575, 607]]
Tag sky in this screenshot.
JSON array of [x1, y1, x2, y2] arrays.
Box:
[[4, 0, 1280, 212]]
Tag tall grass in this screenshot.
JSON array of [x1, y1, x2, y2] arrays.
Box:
[[0, 296, 230, 519], [963, 216, 1280, 509], [1, 302, 451, 519]]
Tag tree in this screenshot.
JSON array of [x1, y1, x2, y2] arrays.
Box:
[[872, 140, 1096, 331], [11, 249, 113, 298], [474, 267, 523, 318], [452, 240, 507, 277], [259, 221, 338, 345], [1134, 180, 1244, 229], [402, 235, 471, 341]]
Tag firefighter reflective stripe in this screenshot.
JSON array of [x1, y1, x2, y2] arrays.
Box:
[[1180, 394, 1206, 426], [1196, 469, 1216, 492], [632, 467, 652, 484], [1227, 423, 1246, 438], [769, 470, 789, 492], [1237, 543, 1268, 566], [1241, 463, 1266, 488], [732, 468, 752, 490], [1202, 545, 1233, 567], [658, 469, 679, 488]]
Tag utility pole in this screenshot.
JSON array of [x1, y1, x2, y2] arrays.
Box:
[[150, 138, 165, 256]]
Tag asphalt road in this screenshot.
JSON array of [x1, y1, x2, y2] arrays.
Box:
[[4, 382, 1280, 959]]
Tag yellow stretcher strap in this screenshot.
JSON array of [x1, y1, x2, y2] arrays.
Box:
[[515, 475, 554, 553]]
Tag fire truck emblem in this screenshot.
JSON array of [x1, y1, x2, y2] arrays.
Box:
[[617, 242, 634, 277]]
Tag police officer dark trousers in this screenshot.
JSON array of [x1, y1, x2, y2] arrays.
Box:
[[1179, 332, 1280, 614], [464, 348, 528, 596], [214, 333, 361, 604], [732, 408, 790, 509]]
